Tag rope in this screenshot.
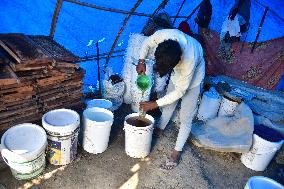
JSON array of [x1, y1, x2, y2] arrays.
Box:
[[173, 0, 187, 25]]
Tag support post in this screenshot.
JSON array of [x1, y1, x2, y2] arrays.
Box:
[[50, 0, 63, 38], [184, 1, 203, 22], [96, 42, 102, 96], [105, 0, 143, 69], [173, 0, 187, 25], [150, 0, 169, 19], [251, 7, 269, 53]]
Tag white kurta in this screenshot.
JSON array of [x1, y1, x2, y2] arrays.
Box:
[[139, 29, 205, 107]]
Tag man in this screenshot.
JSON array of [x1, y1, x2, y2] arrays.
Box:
[[136, 29, 205, 170]]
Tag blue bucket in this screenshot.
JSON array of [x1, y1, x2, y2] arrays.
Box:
[[244, 176, 284, 189]]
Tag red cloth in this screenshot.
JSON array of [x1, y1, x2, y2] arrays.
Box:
[[178, 21, 193, 36], [199, 28, 284, 90]]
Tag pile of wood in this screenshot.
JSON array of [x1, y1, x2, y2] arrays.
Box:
[[0, 34, 84, 132]]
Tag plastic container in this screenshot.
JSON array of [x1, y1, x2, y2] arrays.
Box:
[[42, 109, 80, 165], [86, 99, 113, 111], [244, 176, 284, 189], [82, 107, 114, 154], [218, 97, 239, 116], [124, 113, 154, 158], [241, 134, 283, 171], [0, 123, 47, 180], [197, 90, 221, 121]]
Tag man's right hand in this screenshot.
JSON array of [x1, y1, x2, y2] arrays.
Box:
[[136, 59, 146, 74]]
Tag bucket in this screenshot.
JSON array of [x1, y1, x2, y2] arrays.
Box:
[[0, 123, 47, 180], [82, 107, 114, 154], [218, 97, 239, 116], [124, 113, 154, 158], [86, 99, 113, 111], [241, 134, 283, 171], [42, 109, 80, 165], [244, 176, 284, 189], [197, 90, 221, 121]]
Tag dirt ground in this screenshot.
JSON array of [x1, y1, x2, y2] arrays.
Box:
[[0, 104, 283, 189]]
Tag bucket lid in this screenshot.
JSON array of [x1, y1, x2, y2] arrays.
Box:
[[1, 123, 47, 155], [42, 109, 80, 134], [247, 176, 284, 189]]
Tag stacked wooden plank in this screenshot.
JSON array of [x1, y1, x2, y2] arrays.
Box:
[[0, 34, 84, 132]]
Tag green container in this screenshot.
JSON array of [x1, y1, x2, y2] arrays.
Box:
[[136, 74, 151, 92]]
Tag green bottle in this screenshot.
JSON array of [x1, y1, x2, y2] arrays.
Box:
[[136, 74, 151, 93]]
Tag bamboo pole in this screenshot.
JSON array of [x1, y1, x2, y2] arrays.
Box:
[[173, 0, 187, 25], [50, 0, 63, 38], [63, 0, 187, 18], [105, 0, 143, 69], [184, 1, 203, 22]]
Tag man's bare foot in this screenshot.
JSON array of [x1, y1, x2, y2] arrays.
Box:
[[153, 128, 163, 138], [160, 149, 182, 170]]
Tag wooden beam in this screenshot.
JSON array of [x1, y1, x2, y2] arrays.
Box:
[[63, 0, 188, 18], [184, 1, 203, 22], [105, 0, 143, 68], [50, 0, 63, 38], [150, 0, 170, 19], [173, 0, 187, 25]]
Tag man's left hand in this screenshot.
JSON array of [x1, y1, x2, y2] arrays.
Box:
[[140, 101, 158, 112]]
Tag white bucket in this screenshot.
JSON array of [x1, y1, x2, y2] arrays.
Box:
[[197, 91, 221, 121], [82, 107, 114, 154], [218, 97, 239, 116], [244, 176, 284, 189], [124, 113, 154, 158], [86, 99, 113, 111], [42, 109, 80, 165], [0, 123, 47, 180], [241, 134, 283, 171]]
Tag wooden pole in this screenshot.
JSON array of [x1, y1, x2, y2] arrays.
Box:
[[105, 0, 143, 69], [150, 0, 169, 19], [251, 7, 269, 53], [50, 0, 63, 38], [173, 0, 187, 25], [184, 1, 203, 22], [96, 42, 102, 96]]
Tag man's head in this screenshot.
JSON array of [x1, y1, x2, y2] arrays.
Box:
[[154, 39, 182, 77]]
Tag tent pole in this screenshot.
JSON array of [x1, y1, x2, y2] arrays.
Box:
[[105, 0, 143, 70], [173, 0, 187, 25], [150, 0, 170, 19], [50, 0, 63, 38], [184, 1, 203, 22], [251, 7, 269, 53]]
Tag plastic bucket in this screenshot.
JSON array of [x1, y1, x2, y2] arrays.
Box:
[[86, 99, 113, 111], [42, 109, 80, 165], [218, 97, 239, 116], [241, 134, 283, 171], [0, 123, 47, 180], [82, 107, 114, 154], [244, 176, 284, 189], [197, 91, 221, 121], [124, 113, 154, 158]]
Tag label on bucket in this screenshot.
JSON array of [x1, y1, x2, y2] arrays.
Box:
[[47, 139, 62, 165]]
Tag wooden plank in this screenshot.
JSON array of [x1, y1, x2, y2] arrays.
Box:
[[0, 101, 37, 112], [0, 106, 38, 120], [0, 40, 21, 63], [0, 85, 34, 95]]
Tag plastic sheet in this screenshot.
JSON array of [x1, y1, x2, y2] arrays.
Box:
[[191, 102, 254, 153]]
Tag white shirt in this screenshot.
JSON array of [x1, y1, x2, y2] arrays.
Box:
[[221, 15, 241, 40], [139, 29, 205, 107]]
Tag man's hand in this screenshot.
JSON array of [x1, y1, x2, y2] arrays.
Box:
[[140, 101, 158, 112], [136, 59, 146, 74]]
